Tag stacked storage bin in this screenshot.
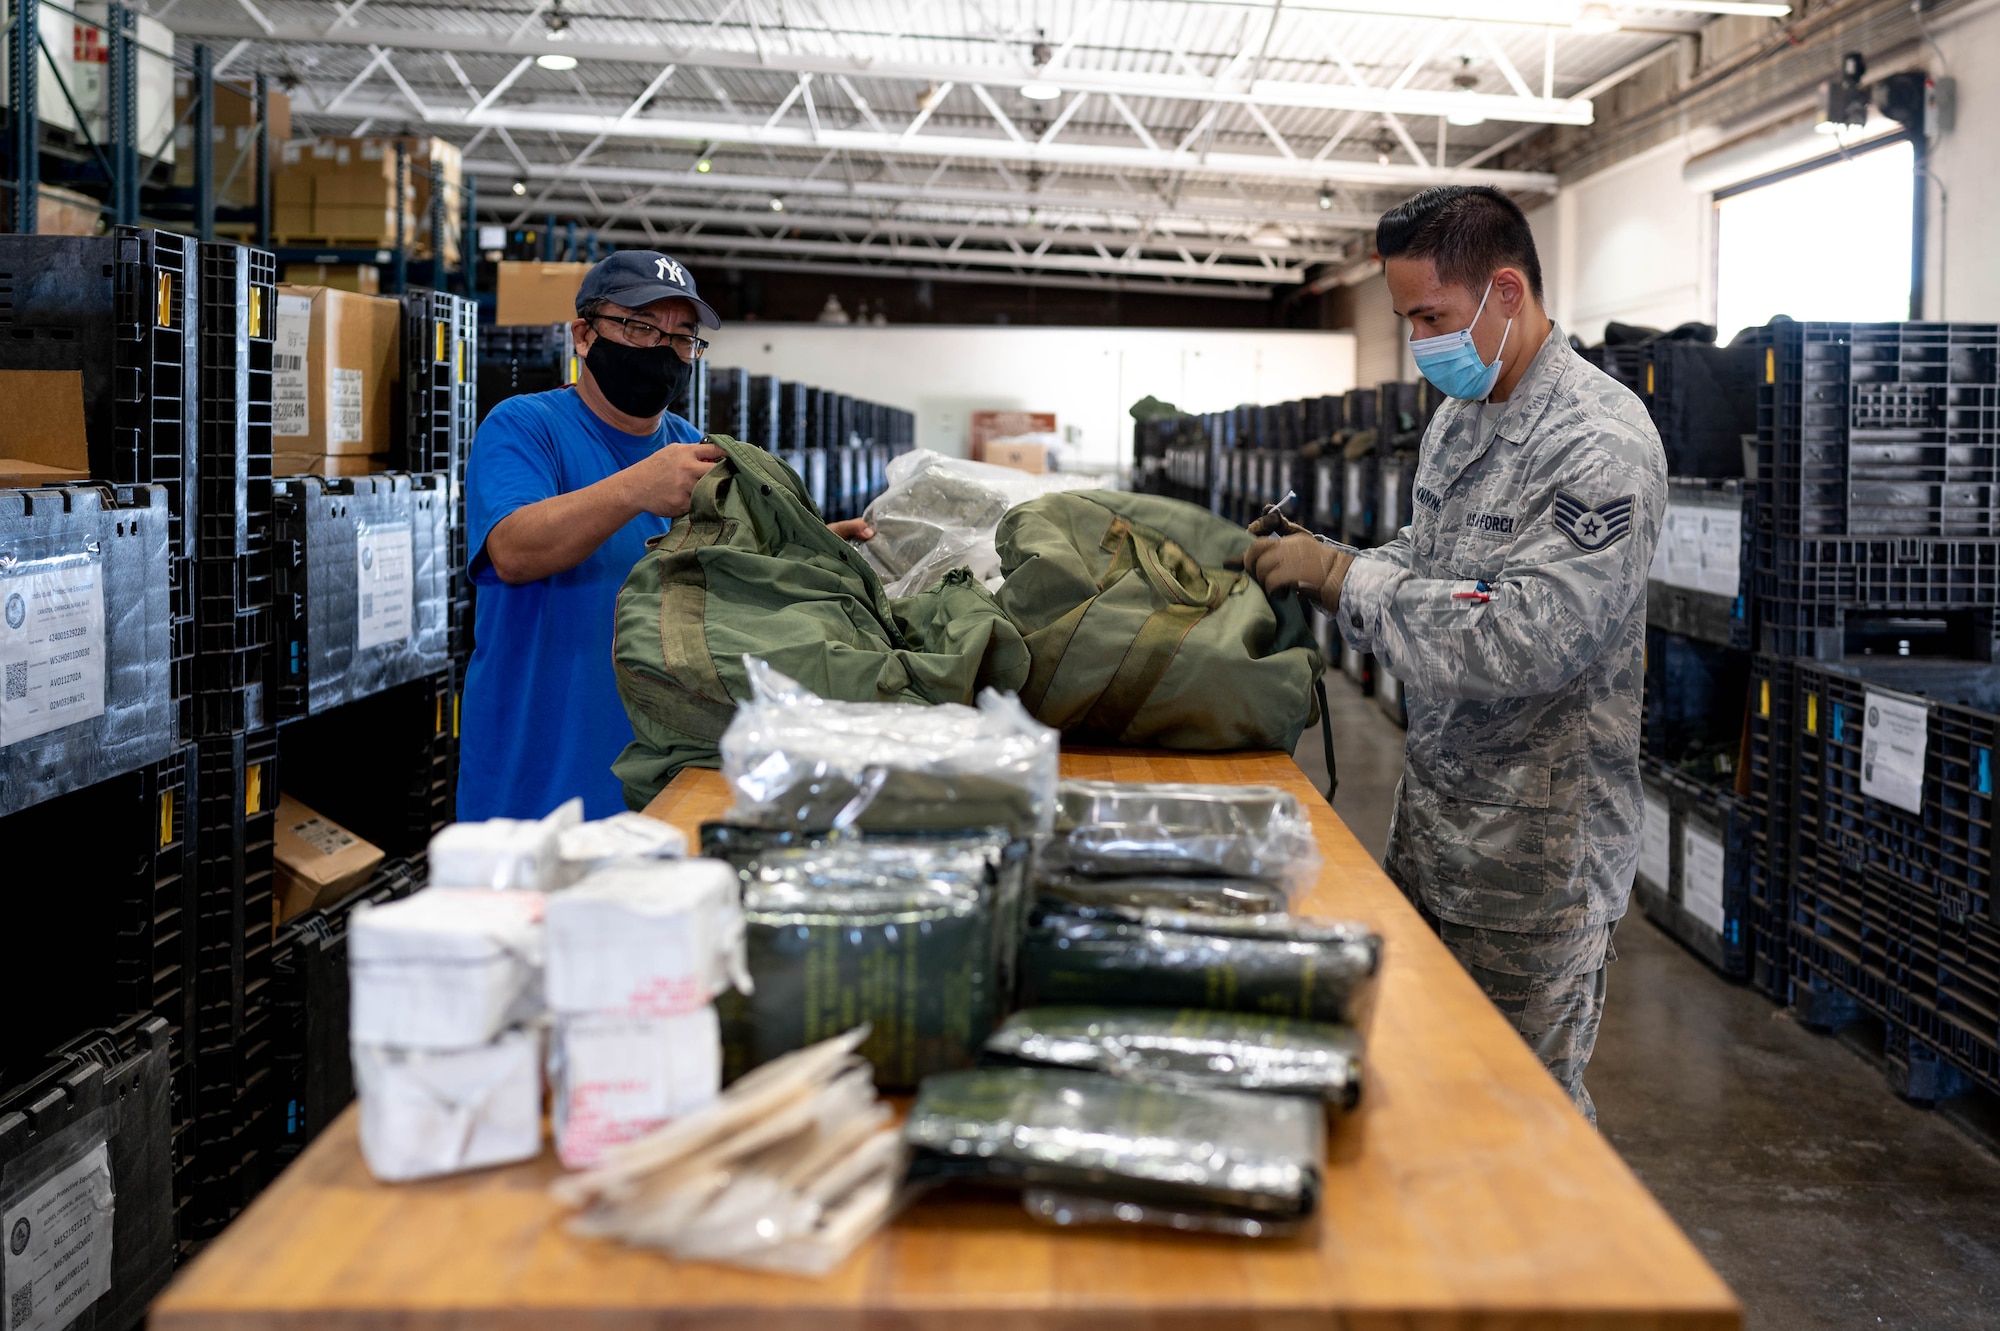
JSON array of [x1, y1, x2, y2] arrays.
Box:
[[1753, 320, 2000, 1101], [187, 239, 283, 1236], [697, 369, 911, 521], [0, 229, 207, 1261]]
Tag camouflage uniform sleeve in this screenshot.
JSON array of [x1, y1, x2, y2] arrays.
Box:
[[1338, 445, 1661, 701]]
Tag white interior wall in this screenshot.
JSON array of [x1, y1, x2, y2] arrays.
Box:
[[1542, 135, 1715, 346], [702, 325, 1357, 471], [1529, 0, 2000, 341], [1925, 1, 2000, 321]]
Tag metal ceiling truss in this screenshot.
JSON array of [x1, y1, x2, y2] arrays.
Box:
[[153, 0, 1763, 288]]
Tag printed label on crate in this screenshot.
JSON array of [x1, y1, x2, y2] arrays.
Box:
[[274, 293, 313, 438], [291, 814, 358, 856], [1650, 503, 1740, 598], [356, 523, 415, 651], [1639, 789, 1671, 893], [1681, 823, 1727, 935], [0, 554, 105, 748], [1860, 689, 1928, 814], [329, 367, 364, 446], [1, 1140, 113, 1331]]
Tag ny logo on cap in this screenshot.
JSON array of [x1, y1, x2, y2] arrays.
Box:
[[655, 257, 686, 286]]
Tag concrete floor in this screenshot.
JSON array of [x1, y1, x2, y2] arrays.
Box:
[[1296, 671, 2000, 1331]]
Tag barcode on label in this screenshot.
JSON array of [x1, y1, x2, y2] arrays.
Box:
[[273, 353, 304, 371], [5, 660, 24, 701], [12, 1279, 32, 1329]]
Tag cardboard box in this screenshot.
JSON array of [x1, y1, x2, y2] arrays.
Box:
[[983, 441, 1050, 474], [0, 458, 91, 488], [496, 261, 591, 326], [0, 370, 89, 471], [274, 794, 384, 924], [273, 285, 402, 456], [969, 411, 1056, 459], [272, 451, 386, 478], [281, 263, 380, 295], [172, 83, 291, 204]]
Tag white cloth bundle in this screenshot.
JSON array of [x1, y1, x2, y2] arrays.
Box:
[[555, 812, 690, 885], [349, 889, 547, 1049], [354, 1029, 543, 1181], [428, 798, 582, 891], [543, 859, 748, 1015], [550, 1008, 722, 1169]]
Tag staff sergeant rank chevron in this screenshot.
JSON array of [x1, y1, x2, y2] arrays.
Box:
[[1552, 491, 1636, 553]]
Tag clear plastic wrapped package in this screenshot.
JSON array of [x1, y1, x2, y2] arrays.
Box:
[[713, 838, 1018, 1091], [720, 658, 1059, 835], [985, 1007, 1364, 1108], [1018, 909, 1382, 1029], [1044, 780, 1321, 897], [905, 1067, 1323, 1231], [1033, 871, 1292, 920], [859, 449, 1107, 597]]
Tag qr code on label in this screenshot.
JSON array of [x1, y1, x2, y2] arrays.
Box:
[[12, 1279, 31, 1329], [5, 660, 25, 701], [361, 593, 373, 619]]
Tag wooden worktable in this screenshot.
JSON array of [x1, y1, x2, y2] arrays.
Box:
[[153, 748, 1739, 1330]]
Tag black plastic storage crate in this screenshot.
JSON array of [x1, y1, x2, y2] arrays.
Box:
[[0, 743, 195, 1098], [0, 484, 176, 819], [0, 228, 199, 577], [1310, 454, 1341, 537], [279, 668, 458, 858], [1745, 654, 1796, 999], [195, 242, 277, 564], [777, 380, 809, 450], [708, 365, 750, 441], [1650, 478, 1753, 649], [1342, 454, 1378, 548], [1376, 454, 1415, 545], [746, 373, 781, 450], [1789, 657, 2000, 1094], [475, 321, 572, 425], [273, 472, 451, 719], [186, 726, 278, 1234], [1635, 760, 1753, 977], [1642, 626, 1748, 787], [0, 1014, 176, 1330], [269, 855, 424, 1164], [1641, 339, 1761, 478], [398, 288, 476, 478]]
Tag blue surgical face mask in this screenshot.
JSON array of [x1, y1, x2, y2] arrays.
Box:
[[1409, 279, 1512, 401]]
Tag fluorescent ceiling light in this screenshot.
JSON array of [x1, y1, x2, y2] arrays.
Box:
[[1250, 223, 1291, 248], [1573, 3, 1620, 33], [1019, 82, 1063, 101], [536, 52, 578, 71]]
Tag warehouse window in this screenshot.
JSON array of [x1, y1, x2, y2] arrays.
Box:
[[1713, 137, 1916, 343]]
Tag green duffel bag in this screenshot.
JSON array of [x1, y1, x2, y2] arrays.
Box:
[[611, 436, 1031, 808], [995, 490, 1324, 751]]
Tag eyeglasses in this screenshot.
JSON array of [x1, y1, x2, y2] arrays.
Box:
[[586, 313, 709, 357]]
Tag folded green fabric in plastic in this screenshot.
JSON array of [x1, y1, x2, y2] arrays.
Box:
[[1044, 779, 1320, 898], [905, 1066, 1324, 1232], [985, 1007, 1364, 1109], [709, 836, 1021, 1091], [1018, 909, 1382, 1029]]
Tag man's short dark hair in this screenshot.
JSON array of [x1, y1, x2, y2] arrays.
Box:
[[1376, 186, 1544, 304]]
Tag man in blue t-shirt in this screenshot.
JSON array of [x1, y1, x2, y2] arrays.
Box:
[[460, 251, 872, 819]]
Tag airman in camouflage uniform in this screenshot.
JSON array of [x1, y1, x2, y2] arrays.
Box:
[[1245, 187, 1665, 1124]]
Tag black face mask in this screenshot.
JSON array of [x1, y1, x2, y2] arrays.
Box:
[[584, 336, 692, 419]]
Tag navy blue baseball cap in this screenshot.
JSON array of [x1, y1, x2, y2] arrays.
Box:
[[575, 250, 720, 328]]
